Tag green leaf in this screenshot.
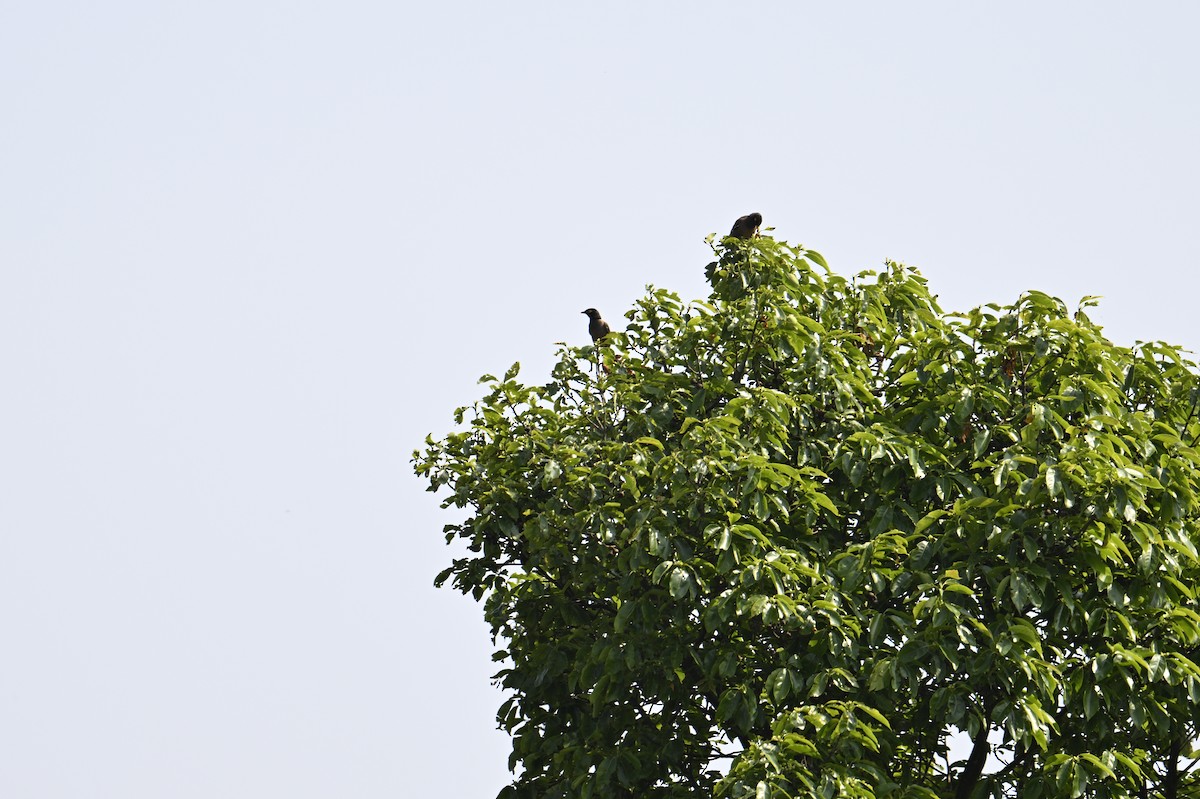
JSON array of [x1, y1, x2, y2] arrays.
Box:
[[914, 509, 947, 535], [669, 567, 694, 599], [808, 490, 839, 516], [972, 428, 991, 459], [768, 668, 792, 703], [1045, 465, 1060, 497]]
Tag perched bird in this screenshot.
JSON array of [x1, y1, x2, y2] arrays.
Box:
[[582, 308, 610, 343], [729, 212, 763, 240]]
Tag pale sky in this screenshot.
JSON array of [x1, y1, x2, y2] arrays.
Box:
[[2, 3, 1198, 797]]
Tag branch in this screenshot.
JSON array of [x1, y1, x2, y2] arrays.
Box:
[[953, 723, 990, 799]]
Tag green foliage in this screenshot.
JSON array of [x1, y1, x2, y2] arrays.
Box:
[[415, 233, 1200, 799]]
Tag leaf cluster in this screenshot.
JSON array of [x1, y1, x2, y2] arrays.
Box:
[[415, 234, 1200, 799]]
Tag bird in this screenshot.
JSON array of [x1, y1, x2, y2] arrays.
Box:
[[729, 212, 762, 240], [582, 308, 610, 343]]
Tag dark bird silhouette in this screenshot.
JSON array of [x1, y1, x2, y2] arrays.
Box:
[[582, 308, 610, 342], [729, 212, 762, 240]]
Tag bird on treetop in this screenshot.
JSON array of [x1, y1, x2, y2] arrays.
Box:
[[582, 308, 610, 343], [729, 212, 762, 240]]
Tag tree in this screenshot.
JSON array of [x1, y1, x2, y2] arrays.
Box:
[[414, 231, 1200, 799]]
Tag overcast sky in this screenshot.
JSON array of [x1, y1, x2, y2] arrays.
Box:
[[2, 3, 1199, 797]]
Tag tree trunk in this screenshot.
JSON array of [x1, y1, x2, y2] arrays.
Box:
[[1164, 737, 1181, 799], [954, 725, 990, 799]]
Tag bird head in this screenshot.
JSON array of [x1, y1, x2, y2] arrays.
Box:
[[582, 308, 600, 320]]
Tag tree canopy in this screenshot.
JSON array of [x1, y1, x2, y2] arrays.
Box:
[[415, 231, 1200, 799]]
